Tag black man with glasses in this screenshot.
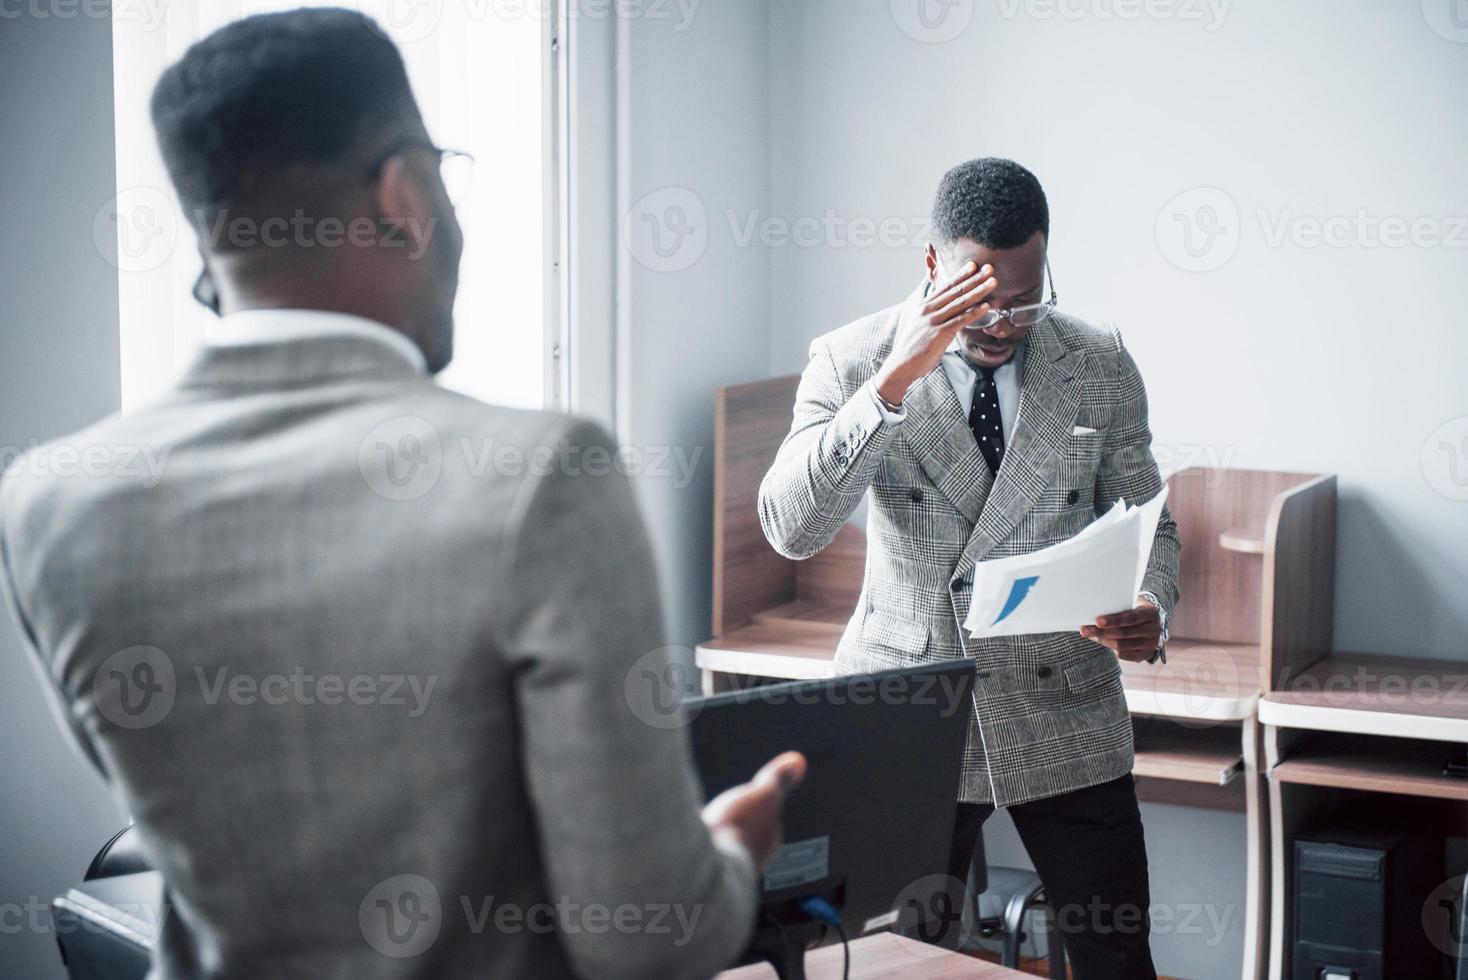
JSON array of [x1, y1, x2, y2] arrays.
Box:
[[758, 158, 1180, 980]]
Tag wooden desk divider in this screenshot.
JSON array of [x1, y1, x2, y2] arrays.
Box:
[[706, 375, 1337, 702]]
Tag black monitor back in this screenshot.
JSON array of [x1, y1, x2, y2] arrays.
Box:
[[686, 660, 975, 944]]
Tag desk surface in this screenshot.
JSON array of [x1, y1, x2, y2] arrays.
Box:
[[716, 934, 1030, 979], [697, 631, 1263, 722], [1258, 650, 1468, 742]]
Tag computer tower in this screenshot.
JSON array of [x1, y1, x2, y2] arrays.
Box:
[[1292, 825, 1445, 980]]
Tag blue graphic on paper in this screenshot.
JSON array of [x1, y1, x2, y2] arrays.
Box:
[[992, 576, 1041, 625]]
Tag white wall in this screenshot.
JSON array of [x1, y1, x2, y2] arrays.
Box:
[[617, 0, 774, 650], [765, 0, 1468, 663], [0, 9, 130, 979], [759, 3, 1467, 978]]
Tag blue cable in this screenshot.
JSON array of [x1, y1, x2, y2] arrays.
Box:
[[796, 897, 849, 980]]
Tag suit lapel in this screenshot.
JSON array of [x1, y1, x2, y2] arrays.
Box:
[[962, 321, 1086, 566], [874, 285, 992, 524], [898, 367, 992, 524]]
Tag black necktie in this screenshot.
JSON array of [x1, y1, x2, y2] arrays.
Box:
[[968, 364, 1005, 473]]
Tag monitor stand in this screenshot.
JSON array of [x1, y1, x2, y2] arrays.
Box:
[[745, 916, 827, 980]]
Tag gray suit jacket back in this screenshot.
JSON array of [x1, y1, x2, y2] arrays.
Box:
[[0, 335, 753, 979]]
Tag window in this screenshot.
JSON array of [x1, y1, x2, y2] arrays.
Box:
[[109, 0, 554, 410]]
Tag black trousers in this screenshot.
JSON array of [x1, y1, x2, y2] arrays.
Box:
[[946, 773, 1158, 980]]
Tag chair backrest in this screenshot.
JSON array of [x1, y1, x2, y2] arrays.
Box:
[[85, 825, 152, 881]]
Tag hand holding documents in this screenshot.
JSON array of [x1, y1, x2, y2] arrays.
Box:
[[964, 486, 1169, 639]]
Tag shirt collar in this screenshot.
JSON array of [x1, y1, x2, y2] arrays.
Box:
[[944, 333, 1027, 379], [206, 309, 427, 374]]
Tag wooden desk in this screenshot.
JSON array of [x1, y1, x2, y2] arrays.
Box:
[[716, 933, 1031, 979], [1260, 652, 1468, 978]]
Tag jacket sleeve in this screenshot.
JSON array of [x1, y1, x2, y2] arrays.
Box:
[[1096, 332, 1181, 623], [757, 338, 901, 560], [496, 416, 756, 980], [0, 468, 107, 776]]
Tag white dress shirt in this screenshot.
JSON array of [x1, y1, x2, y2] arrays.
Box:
[[205, 309, 427, 374]]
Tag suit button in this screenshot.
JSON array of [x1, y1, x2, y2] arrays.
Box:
[[950, 578, 968, 592], [1067, 489, 1080, 505], [910, 489, 924, 503], [1036, 665, 1053, 679], [834, 451, 849, 465]]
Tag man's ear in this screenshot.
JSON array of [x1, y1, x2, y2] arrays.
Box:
[[372, 155, 436, 253], [924, 242, 940, 283]]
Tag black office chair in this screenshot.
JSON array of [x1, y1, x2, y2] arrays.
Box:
[[52, 825, 160, 980], [967, 831, 1067, 979]]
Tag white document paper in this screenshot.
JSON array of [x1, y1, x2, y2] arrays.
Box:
[[964, 486, 1169, 639]]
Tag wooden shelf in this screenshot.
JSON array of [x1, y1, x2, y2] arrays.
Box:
[[1218, 528, 1265, 554], [1133, 717, 1245, 785], [1270, 731, 1468, 801], [750, 598, 852, 631], [697, 622, 840, 680], [1259, 651, 1468, 743]]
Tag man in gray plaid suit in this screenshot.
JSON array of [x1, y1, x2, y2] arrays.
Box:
[[758, 159, 1180, 979]]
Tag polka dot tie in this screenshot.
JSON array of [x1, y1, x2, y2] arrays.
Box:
[[968, 364, 1005, 473]]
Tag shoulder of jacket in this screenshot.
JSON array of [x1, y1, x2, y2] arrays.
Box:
[[808, 301, 904, 374], [1048, 310, 1124, 356]]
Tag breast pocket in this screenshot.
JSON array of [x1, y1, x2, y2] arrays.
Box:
[[1063, 428, 1104, 462]]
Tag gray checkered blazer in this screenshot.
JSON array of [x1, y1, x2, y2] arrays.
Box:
[[758, 287, 1181, 807]]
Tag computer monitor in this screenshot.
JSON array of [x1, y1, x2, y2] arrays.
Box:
[[686, 659, 976, 980]]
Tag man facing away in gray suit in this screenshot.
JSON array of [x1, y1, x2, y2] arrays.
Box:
[[758, 159, 1181, 979], [0, 9, 805, 979]]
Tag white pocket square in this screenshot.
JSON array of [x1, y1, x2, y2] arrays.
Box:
[[1072, 425, 1098, 435]]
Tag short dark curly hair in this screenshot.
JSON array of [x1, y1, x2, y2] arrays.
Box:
[[150, 7, 417, 228], [931, 158, 1049, 249]]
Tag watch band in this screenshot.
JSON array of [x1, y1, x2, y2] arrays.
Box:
[[1137, 590, 1168, 666]]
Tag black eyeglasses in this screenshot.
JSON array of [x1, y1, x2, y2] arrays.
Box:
[[367, 138, 475, 212], [192, 265, 220, 316], [968, 257, 1058, 330]]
